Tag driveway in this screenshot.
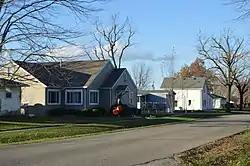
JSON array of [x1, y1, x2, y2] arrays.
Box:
[[0, 114, 249, 166]]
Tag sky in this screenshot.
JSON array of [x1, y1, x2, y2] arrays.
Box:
[[59, 0, 250, 88]]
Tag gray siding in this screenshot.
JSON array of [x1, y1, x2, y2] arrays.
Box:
[[111, 70, 137, 108], [99, 89, 111, 111]]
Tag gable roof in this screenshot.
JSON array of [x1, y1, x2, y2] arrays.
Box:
[[14, 60, 109, 87], [101, 68, 126, 88], [138, 89, 175, 96], [0, 78, 28, 87], [210, 93, 226, 99], [161, 77, 206, 89]]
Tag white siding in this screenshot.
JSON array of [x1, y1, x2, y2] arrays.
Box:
[[0, 87, 21, 113], [174, 89, 202, 110]]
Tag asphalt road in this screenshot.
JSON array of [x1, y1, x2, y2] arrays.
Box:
[[0, 114, 249, 166]]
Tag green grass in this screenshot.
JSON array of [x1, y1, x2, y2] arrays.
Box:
[[0, 121, 62, 131], [0, 117, 196, 145], [178, 130, 250, 166]]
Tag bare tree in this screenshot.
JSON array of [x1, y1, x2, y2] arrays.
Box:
[[227, 0, 250, 19], [132, 61, 152, 90], [0, 0, 107, 84], [197, 30, 249, 110], [232, 57, 250, 110], [87, 13, 135, 68]]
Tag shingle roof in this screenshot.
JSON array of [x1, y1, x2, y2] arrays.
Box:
[[101, 68, 126, 88], [161, 77, 206, 89], [210, 93, 226, 99], [0, 78, 28, 87], [14, 60, 109, 87], [138, 89, 174, 96]]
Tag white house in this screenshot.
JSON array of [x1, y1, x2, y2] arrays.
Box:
[[0, 78, 28, 115], [160, 77, 213, 111], [210, 94, 227, 109]]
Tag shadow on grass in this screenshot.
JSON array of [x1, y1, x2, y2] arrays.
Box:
[[0, 124, 64, 132], [0, 117, 190, 131], [1, 110, 242, 126]]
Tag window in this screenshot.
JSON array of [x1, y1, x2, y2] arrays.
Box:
[[129, 91, 133, 104], [174, 100, 178, 107], [47, 89, 60, 105], [89, 90, 99, 105], [5, 92, 12, 98], [65, 90, 83, 105], [188, 100, 191, 106]]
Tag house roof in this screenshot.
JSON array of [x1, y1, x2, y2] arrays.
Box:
[[210, 93, 226, 99], [14, 60, 109, 87], [161, 77, 206, 89], [138, 89, 175, 96], [101, 68, 126, 88], [0, 78, 28, 87]]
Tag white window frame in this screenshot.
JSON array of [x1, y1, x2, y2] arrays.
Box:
[[47, 89, 61, 105], [89, 90, 99, 105], [65, 89, 83, 105]]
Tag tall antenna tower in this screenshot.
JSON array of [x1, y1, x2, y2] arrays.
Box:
[[161, 47, 176, 78], [161, 47, 176, 113]]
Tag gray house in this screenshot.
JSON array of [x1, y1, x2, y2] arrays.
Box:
[[10, 60, 137, 113]]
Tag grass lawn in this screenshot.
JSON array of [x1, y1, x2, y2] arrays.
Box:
[[0, 117, 196, 145], [177, 129, 250, 166], [0, 121, 61, 132]]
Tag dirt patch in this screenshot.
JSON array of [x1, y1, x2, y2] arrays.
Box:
[[175, 130, 250, 166]]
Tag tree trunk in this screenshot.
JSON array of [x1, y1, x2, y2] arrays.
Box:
[[239, 91, 244, 111], [227, 84, 232, 112]]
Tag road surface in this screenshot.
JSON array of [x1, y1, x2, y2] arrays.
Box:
[[0, 114, 249, 166]]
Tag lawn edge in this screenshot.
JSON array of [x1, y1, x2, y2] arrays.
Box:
[[0, 118, 197, 147], [173, 128, 250, 165]]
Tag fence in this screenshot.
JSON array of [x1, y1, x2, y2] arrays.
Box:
[[139, 102, 172, 115]]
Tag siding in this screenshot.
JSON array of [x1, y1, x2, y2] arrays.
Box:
[[21, 85, 45, 105], [99, 89, 111, 111], [0, 87, 21, 112], [174, 89, 202, 110]]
